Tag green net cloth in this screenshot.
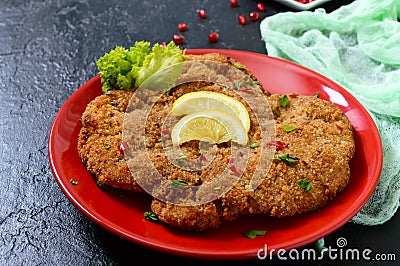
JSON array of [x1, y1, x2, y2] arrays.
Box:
[[260, 0, 400, 225]]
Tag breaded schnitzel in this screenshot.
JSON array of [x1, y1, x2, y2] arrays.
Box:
[[77, 53, 355, 231]]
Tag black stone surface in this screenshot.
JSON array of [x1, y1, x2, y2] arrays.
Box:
[[1, 0, 399, 265]]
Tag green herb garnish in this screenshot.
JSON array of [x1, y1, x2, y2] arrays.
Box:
[[314, 92, 319, 98], [176, 152, 187, 166], [242, 229, 267, 239], [102, 143, 111, 149], [276, 154, 300, 164], [171, 179, 189, 188], [298, 178, 312, 191], [249, 142, 259, 149], [144, 211, 159, 222], [282, 124, 297, 133], [233, 82, 243, 90], [278, 95, 289, 109], [234, 63, 246, 69], [273, 109, 280, 117], [69, 179, 78, 185]]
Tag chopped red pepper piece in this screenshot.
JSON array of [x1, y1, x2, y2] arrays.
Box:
[[229, 165, 242, 176], [88, 121, 96, 128], [266, 140, 285, 150], [118, 141, 129, 153], [226, 157, 235, 164], [161, 128, 171, 134]]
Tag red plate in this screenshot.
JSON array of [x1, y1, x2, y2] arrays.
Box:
[[48, 49, 382, 260]]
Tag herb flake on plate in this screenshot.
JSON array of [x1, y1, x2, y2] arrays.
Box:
[[242, 229, 267, 239]]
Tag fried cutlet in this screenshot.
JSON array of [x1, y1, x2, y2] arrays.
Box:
[[77, 53, 355, 231]]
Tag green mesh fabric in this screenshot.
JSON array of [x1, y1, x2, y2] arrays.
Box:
[[260, 0, 400, 225]]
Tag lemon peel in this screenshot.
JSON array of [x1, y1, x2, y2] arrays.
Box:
[[171, 110, 248, 146], [172, 91, 250, 132]]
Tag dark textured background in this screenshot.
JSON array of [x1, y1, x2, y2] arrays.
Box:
[[1, 0, 399, 265]]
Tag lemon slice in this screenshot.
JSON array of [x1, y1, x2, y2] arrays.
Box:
[[171, 110, 248, 146], [172, 91, 250, 132]]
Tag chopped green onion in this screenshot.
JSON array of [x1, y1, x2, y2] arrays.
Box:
[[273, 109, 281, 117], [144, 211, 158, 222], [298, 178, 312, 191], [171, 179, 188, 188], [69, 179, 78, 185], [276, 154, 300, 164], [176, 152, 187, 166], [234, 63, 246, 69], [102, 143, 111, 149], [282, 124, 297, 133], [278, 95, 289, 109], [233, 82, 242, 90], [249, 142, 259, 149], [242, 229, 267, 239]]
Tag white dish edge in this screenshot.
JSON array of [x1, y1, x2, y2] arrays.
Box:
[[273, 0, 332, 10]]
